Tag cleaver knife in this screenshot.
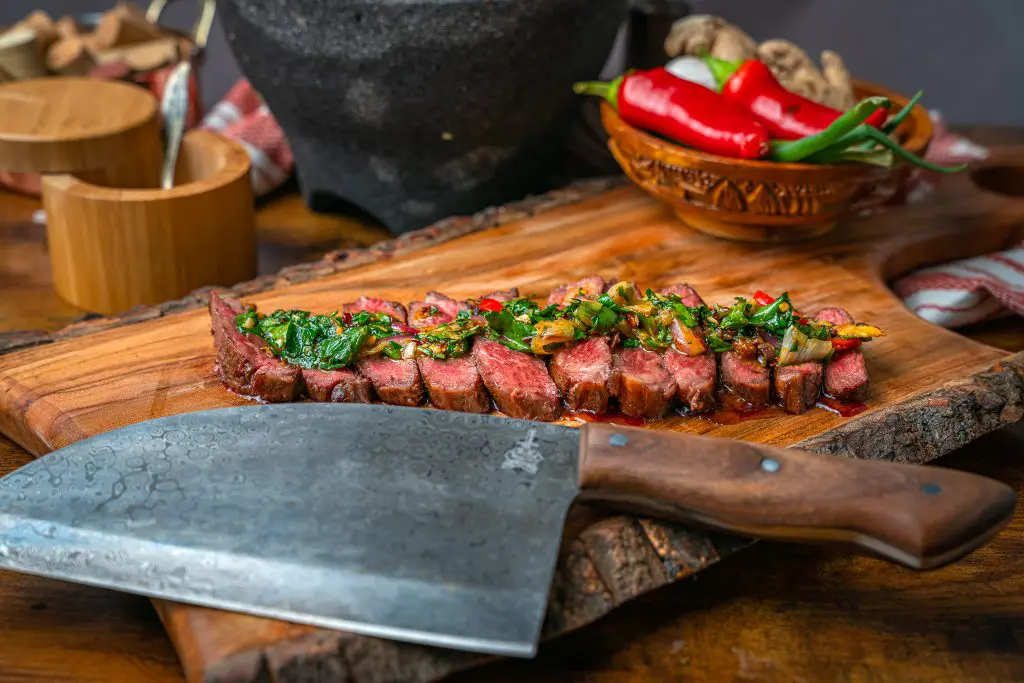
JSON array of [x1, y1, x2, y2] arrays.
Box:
[[0, 403, 1013, 658]]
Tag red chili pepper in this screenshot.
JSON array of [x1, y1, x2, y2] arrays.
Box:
[[477, 298, 503, 313], [574, 68, 771, 159], [831, 338, 863, 352], [752, 290, 776, 306], [704, 57, 888, 141]]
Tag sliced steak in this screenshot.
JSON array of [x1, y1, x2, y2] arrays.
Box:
[[662, 352, 717, 413], [409, 291, 468, 329], [611, 347, 676, 419], [720, 352, 771, 408], [345, 297, 423, 406], [660, 282, 705, 308], [773, 362, 824, 414], [342, 296, 407, 323], [209, 293, 302, 403], [472, 338, 561, 421], [550, 336, 612, 413], [814, 307, 854, 327], [302, 367, 372, 404], [481, 287, 520, 302], [546, 275, 607, 306], [545, 277, 612, 413], [814, 307, 871, 402], [356, 355, 424, 406], [416, 356, 490, 413], [407, 291, 489, 413], [660, 284, 716, 412]]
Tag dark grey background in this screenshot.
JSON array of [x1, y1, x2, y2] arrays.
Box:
[[3, 0, 1020, 126]]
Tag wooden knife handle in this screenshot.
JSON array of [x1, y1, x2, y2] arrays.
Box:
[[577, 423, 1016, 570]]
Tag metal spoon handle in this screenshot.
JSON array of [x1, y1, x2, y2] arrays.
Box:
[[160, 60, 192, 190]]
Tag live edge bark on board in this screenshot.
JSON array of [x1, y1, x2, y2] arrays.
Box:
[[1, 168, 1024, 683]]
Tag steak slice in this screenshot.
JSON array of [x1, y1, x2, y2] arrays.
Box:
[[611, 347, 676, 419], [660, 283, 705, 308], [546, 277, 612, 413], [814, 307, 870, 402], [345, 297, 423, 406], [472, 338, 561, 421], [343, 296, 407, 323], [356, 355, 424, 406], [663, 352, 717, 413], [546, 275, 607, 306], [481, 287, 520, 302], [407, 291, 489, 413], [659, 284, 716, 412], [209, 293, 302, 403], [720, 351, 771, 408], [416, 356, 490, 413], [302, 367, 372, 404], [409, 291, 468, 329], [773, 362, 824, 414], [550, 336, 612, 413]]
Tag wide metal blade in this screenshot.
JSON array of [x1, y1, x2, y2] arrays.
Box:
[[0, 404, 582, 658]]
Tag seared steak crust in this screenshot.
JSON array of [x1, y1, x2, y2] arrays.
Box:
[[774, 362, 824, 414], [210, 293, 302, 403]]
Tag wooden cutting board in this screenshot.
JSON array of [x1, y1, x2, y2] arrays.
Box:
[[1, 156, 1024, 683]]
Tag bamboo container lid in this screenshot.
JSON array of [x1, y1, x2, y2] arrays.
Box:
[[0, 76, 161, 188]]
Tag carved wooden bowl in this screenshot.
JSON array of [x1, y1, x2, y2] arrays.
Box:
[[600, 80, 934, 243]]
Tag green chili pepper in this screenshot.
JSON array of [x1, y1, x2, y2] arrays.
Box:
[[824, 89, 927, 155], [847, 126, 967, 173], [769, 96, 890, 162], [882, 89, 924, 135], [804, 144, 896, 168]]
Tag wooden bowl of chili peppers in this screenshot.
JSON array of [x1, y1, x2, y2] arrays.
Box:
[[575, 57, 953, 243]]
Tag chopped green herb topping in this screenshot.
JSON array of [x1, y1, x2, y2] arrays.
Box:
[[233, 287, 881, 369]]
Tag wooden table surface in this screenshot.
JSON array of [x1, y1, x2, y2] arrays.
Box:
[[2, 140, 1024, 682]]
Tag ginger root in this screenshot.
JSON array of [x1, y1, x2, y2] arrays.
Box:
[[664, 16, 855, 109], [664, 14, 757, 63], [756, 40, 854, 110]]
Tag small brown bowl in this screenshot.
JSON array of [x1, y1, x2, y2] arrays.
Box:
[[601, 79, 934, 243]]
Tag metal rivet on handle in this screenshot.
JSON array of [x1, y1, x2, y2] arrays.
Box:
[[609, 434, 629, 447], [760, 458, 781, 473]]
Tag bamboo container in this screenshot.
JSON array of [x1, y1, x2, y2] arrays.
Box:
[[42, 130, 257, 314], [0, 77, 162, 188], [0, 77, 257, 315]]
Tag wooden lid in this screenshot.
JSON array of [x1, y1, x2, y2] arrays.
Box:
[[0, 76, 159, 173]]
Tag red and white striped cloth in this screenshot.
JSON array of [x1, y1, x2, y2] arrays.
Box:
[[199, 79, 295, 198], [892, 111, 1024, 328], [198, 83, 1020, 329]]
